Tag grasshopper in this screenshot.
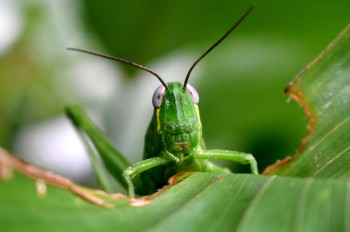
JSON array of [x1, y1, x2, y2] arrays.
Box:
[[66, 5, 258, 198]]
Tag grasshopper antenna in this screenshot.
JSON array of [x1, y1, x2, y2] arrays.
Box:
[[67, 48, 168, 89], [183, 3, 256, 88]]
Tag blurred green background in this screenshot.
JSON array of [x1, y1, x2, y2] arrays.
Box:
[[0, 0, 349, 186]]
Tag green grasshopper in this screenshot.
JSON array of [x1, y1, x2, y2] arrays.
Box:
[[66, 5, 258, 198]]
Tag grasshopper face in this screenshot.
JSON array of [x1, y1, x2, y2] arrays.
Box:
[[153, 82, 201, 156]]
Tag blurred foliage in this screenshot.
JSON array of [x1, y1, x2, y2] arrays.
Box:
[[0, 0, 349, 176]]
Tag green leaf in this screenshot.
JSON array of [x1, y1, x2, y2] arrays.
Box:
[[1, 165, 350, 231], [266, 24, 350, 178]]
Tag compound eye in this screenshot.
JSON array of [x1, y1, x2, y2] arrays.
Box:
[[152, 85, 166, 108], [186, 84, 199, 104]]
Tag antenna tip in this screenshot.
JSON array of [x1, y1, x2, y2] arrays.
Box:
[[67, 47, 79, 52], [249, 3, 257, 11]]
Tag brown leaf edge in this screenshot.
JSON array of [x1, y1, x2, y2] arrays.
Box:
[[263, 24, 350, 175], [0, 147, 155, 208], [0, 147, 194, 208]]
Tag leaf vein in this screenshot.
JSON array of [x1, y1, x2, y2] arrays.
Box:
[[312, 144, 350, 176], [307, 115, 350, 153], [294, 178, 313, 231], [235, 175, 276, 232]]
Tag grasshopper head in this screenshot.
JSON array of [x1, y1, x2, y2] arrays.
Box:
[[153, 82, 201, 156]]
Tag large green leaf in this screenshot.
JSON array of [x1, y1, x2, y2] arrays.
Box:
[[1, 152, 349, 231], [266, 24, 350, 178], [1, 15, 350, 232]]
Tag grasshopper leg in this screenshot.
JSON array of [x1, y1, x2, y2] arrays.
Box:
[[122, 157, 171, 198], [194, 150, 259, 174]]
